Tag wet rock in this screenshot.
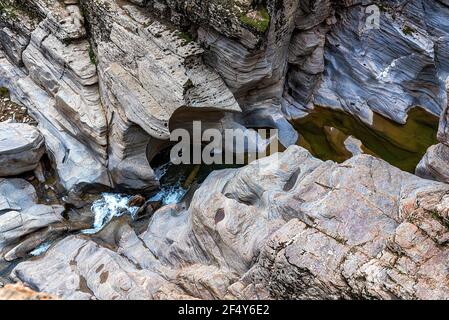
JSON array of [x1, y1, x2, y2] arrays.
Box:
[[127, 195, 145, 208], [0, 178, 37, 213], [0, 122, 45, 176], [417, 143, 449, 182], [12, 146, 449, 300]]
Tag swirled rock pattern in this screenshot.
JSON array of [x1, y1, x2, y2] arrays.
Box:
[[10, 147, 449, 300], [283, 0, 449, 127], [1, 0, 449, 301], [0, 122, 44, 176], [1, 0, 449, 194], [417, 79, 449, 182]]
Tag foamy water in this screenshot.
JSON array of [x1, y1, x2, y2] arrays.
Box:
[[82, 193, 140, 235], [148, 161, 187, 205], [30, 241, 51, 256], [83, 162, 187, 234]]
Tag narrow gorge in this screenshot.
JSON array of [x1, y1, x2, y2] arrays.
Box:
[[0, 0, 449, 300]]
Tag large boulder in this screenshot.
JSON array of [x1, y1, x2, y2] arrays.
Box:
[[0, 122, 44, 176], [0, 178, 68, 262], [417, 78, 449, 181], [11, 147, 449, 300]]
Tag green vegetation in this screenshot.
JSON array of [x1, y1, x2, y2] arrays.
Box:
[[293, 106, 439, 173], [240, 7, 270, 33], [88, 45, 97, 66], [402, 25, 416, 36], [177, 31, 193, 46], [0, 87, 10, 98], [0, 1, 17, 19]]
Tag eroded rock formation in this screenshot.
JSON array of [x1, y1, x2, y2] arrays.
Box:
[[417, 78, 449, 182], [1, 0, 449, 301], [0, 121, 44, 176], [9, 146, 449, 300], [1, 0, 448, 195], [0, 283, 57, 300]]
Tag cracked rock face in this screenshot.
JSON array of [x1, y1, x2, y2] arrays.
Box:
[[1, 0, 449, 301], [8, 146, 449, 300], [1, 0, 449, 195], [0, 122, 45, 176]]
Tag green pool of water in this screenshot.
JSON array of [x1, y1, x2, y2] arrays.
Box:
[[292, 106, 439, 173]]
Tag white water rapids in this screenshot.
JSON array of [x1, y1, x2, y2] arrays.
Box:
[[82, 162, 188, 235]]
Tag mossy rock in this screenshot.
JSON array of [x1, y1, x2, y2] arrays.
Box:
[[177, 31, 193, 46], [240, 7, 270, 33], [0, 87, 10, 98]]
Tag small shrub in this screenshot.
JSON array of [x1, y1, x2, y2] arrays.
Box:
[[402, 25, 416, 36], [0, 87, 10, 98]]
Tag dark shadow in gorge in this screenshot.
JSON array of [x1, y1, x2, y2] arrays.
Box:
[[150, 147, 244, 203], [292, 106, 439, 173]]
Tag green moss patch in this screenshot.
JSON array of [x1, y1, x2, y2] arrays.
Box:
[[0, 87, 10, 98], [177, 31, 193, 46], [240, 7, 270, 33]]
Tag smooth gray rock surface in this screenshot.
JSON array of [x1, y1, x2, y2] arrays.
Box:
[[12, 147, 449, 300], [0, 179, 66, 262], [0, 122, 45, 176], [2, 0, 449, 301]]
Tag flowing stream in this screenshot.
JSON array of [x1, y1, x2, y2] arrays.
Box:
[[83, 151, 242, 234], [82, 107, 440, 234]]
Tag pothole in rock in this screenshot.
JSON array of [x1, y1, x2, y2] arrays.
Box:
[[81, 148, 244, 235], [293, 106, 439, 173]]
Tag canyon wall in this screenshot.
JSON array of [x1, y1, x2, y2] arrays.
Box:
[[1, 0, 449, 300], [2, 0, 449, 200]]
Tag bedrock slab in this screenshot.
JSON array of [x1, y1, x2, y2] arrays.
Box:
[[12, 146, 449, 300], [0, 122, 45, 176]]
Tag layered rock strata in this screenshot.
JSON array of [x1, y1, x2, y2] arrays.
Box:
[[0, 121, 45, 176], [11, 146, 449, 300], [1, 1, 449, 196]]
